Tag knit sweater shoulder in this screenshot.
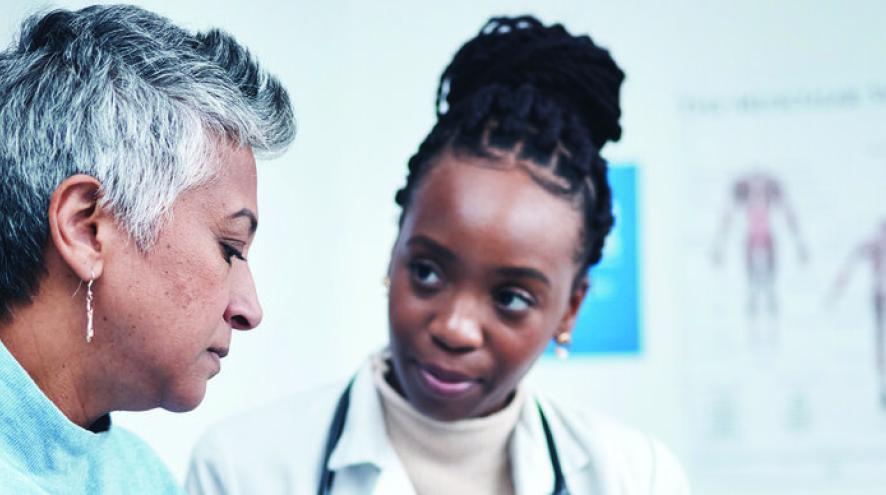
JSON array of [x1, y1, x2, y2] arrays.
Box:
[[0, 340, 182, 494]]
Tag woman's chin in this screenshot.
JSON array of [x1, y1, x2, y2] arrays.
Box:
[[160, 383, 208, 413], [405, 380, 478, 422]]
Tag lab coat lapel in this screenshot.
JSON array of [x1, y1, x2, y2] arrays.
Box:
[[326, 362, 415, 494], [371, 457, 416, 495], [510, 399, 555, 495], [512, 396, 608, 495]]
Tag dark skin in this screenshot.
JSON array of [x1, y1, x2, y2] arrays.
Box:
[[387, 148, 589, 421]]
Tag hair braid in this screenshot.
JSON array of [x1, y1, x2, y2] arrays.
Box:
[[398, 15, 624, 272]]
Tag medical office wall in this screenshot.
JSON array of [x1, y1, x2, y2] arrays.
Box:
[[2, 1, 885, 494]]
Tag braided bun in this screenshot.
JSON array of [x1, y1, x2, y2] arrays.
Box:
[[397, 15, 625, 271]]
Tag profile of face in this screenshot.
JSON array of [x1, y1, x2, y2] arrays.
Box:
[[94, 144, 262, 413], [387, 149, 587, 421]]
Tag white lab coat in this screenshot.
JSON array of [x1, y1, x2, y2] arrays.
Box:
[[186, 357, 689, 494]]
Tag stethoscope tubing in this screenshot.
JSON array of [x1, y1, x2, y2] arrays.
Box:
[[317, 378, 570, 495]]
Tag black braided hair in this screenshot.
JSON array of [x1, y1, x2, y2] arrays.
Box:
[[395, 15, 625, 273]]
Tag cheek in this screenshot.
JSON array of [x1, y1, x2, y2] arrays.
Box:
[[171, 263, 227, 312], [161, 254, 224, 310], [387, 284, 425, 344], [130, 242, 230, 332], [387, 260, 446, 352], [489, 316, 556, 374]]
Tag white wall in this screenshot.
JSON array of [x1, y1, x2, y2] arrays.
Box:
[[2, 1, 885, 493]]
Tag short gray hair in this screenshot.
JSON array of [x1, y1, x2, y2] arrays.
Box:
[[0, 4, 295, 319]]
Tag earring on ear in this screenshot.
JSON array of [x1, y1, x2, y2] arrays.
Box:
[[554, 333, 571, 360], [382, 276, 391, 289], [85, 270, 96, 343]]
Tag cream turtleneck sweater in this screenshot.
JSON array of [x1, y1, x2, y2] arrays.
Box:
[[371, 353, 525, 495]]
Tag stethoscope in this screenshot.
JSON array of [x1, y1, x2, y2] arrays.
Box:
[[317, 379, 570, 495]]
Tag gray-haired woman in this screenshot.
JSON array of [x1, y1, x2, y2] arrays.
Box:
[[0, 5, 294, 493]]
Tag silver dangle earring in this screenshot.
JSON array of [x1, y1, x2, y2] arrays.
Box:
[[85, 271, 95, 343]]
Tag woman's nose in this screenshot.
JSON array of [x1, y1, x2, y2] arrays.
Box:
[[224, 267, 263, 330], [429, 295, 483, 352]]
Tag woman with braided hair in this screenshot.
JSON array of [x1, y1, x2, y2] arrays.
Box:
[[188, 16, 688, 495]]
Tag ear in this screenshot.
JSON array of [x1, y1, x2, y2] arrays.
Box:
[[47, 174, 113, 282], [555, 274, 589, 341]]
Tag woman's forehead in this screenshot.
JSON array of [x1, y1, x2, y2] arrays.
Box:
[[405, 154, 581, 268], [171, 146, 259, 223]]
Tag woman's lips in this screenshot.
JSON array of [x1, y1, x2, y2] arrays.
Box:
[[207, 347, 228, 375], [415, 362, 480, 397], [208, 346, 229, 358]]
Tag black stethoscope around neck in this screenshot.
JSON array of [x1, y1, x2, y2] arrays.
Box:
[[317, 378, 570, 495]]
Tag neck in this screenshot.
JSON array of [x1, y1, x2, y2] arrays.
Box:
[[0, 262, 110, 428]]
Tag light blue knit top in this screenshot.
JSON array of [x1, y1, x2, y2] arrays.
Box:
[[0, 340, 183, 494]]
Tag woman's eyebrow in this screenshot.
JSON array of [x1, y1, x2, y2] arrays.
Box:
[[494, 266, 550, 287], [407, 235, 456, 262], [227, 208, 258, 235]]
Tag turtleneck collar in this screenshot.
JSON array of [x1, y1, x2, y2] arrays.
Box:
[[371, 351, 523, 494]]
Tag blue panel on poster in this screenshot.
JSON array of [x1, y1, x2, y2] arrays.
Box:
[[546, 165, 642, 356]]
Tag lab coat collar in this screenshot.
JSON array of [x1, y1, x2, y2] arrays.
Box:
[[325, 357, 595, 494], [326, 360, 394, 472], [326, 359, 417, 494], [510, 394, 593, 495]]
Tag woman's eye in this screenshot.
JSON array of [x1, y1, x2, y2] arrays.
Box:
[[409, 260, 442, 288], [221, 243, 246, 265], [494, 289, 533, 313]]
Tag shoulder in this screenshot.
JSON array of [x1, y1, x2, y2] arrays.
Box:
[[537, 396, 690, 494], [105, 425, 183, 492], [0, 454, 48, 493], [0, 423, 180, 493], [187, 379, 348, 495]]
